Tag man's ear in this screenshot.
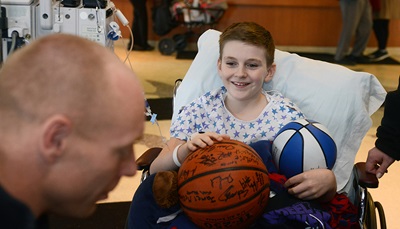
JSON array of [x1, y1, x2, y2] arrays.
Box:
[[40, 115, 72, 163], [265, 63, 276, 83]]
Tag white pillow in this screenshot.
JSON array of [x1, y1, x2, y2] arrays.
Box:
[[173, 29, 387, 192]]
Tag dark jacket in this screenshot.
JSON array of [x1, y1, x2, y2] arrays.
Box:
[[375, 77, 400, 160], [0, 185, 48, 229]]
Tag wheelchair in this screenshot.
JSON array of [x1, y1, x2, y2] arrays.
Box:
[[133, 29, 388, 228], [158, 0, 227, 56]]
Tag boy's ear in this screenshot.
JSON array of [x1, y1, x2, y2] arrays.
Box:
[[40, 115, 72, 163], [217, 58, 223, 77], [265, 63, 276, 83]]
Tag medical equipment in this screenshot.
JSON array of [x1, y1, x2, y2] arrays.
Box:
[[0, 0, 127, 62]]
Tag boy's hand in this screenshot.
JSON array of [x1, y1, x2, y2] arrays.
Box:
[[284, 169, 336, 202], [186, 132, 230, 151]]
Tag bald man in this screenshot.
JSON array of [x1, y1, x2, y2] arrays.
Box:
[[0, 34, 145, 228]]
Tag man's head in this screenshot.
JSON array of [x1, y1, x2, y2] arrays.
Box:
[[0, 34, 145, 218]]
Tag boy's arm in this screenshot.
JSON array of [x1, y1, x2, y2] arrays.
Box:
[[150, 137, 186, 174]]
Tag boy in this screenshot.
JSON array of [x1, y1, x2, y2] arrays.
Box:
[[150, 22, 336, 202], [127, 22, 341, 228]]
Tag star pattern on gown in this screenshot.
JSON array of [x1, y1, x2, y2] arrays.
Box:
[[171, 87, 304, 144]]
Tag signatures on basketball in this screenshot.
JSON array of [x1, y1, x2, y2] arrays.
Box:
[[181, 190, 216, 203], [179, 171, 268, 204], [211, 174, 234, 189], [185, 144, 262, 167], [218, 185, 249, 202], [239, 172, 267, 193], [179, 164, 197, 180]]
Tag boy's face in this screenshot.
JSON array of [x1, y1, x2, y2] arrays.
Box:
[[218, 40, 275, 102]]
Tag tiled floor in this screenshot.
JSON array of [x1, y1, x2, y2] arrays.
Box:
[[105, 39, 400, 228]]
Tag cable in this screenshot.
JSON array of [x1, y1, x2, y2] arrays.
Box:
[[114, 9, 133, 63], [7, 31, 19, 56], [111, 17, 132, 67], [115, 9, 129, 26], [123, 25, 134, 63], [113, 8, 167, 146], [144, 97, 167, 146]]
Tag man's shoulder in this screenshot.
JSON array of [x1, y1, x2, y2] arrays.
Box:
[[0, 185, 48, 229]]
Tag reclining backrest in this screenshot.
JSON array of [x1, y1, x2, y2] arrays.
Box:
[[172, 29, 387, 192]]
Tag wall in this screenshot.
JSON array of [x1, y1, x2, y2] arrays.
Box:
[[113, 0, 400, 47]]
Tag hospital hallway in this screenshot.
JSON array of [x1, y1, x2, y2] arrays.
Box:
[[104, 39, 400, 228]]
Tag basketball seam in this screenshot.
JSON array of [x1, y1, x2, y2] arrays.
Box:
[[304, 124, 336, 167], [279, 129, 305, 175]]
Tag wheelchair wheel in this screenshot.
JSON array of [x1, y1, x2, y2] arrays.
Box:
[[363, 192, 387, 229], [173, 34, 187, 52], [158, 38, 175, 55], [364, 192, 377, 229], [374, 201, 386, 229]]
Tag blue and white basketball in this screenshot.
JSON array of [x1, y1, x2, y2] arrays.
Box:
[[271, 119, 337, 178]]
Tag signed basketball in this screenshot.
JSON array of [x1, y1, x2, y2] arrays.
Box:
[[177, 139, 270, 229]]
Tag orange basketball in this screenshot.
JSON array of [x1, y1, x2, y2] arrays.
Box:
[[177, 139, 270, 229]]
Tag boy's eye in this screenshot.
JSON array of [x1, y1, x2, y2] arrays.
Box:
[[247, 63, 259, 68], [225, 61, 237, 66]]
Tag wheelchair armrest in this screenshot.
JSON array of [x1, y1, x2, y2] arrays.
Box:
[[354, 162, 379, 189], [136, 147, 162, 171]]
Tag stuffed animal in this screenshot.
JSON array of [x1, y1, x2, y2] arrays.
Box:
[[153, 170, 179, 208]]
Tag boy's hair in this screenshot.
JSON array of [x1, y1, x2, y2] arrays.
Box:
[[219, 22, 275, 67]]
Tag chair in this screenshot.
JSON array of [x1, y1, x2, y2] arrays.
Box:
[[352, 162, 387, 229], [134, 29, 387, 228]]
